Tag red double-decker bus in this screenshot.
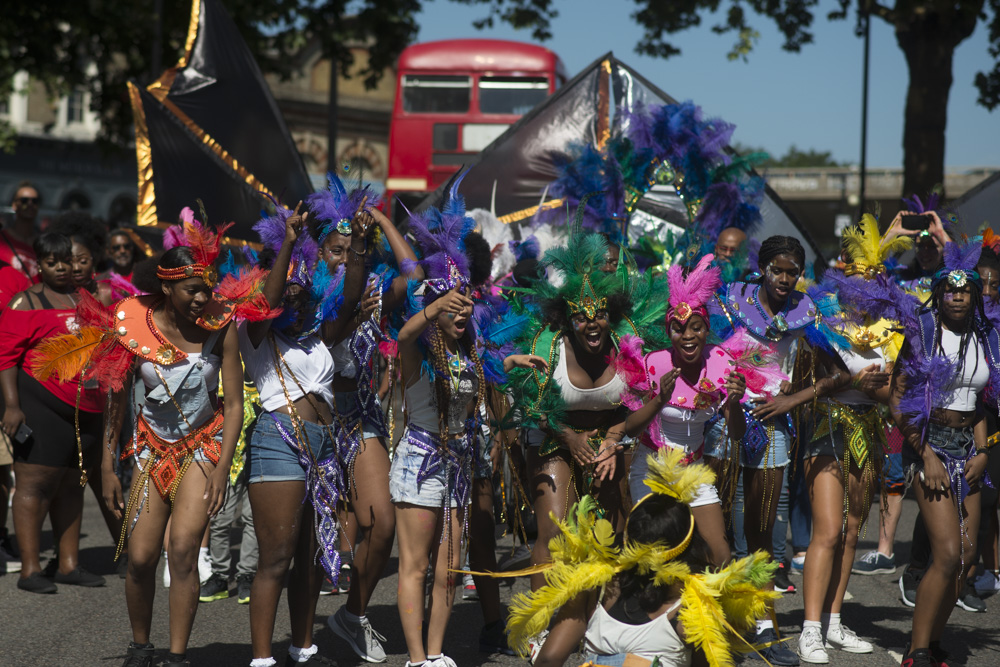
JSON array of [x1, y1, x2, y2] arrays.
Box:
[[385, 39, 565, 218]]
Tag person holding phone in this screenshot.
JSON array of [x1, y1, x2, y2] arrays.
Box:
[[0, 232, 106, 593]]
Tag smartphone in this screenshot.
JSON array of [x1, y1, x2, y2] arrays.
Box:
[[901, 213, 934, 232], [13, 423, 32, 444]]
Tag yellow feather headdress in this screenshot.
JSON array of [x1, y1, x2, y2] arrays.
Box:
[[841, 213, 912, 279], [500, 448, 780, 667]]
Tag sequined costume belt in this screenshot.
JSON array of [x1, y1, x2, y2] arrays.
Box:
[[122, 409, 223, 500]]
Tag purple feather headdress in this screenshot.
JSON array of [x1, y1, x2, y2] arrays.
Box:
[[406, 171, 475, 303], [932, 237, 984, 290], [306, 171, 377, 244], [253, 195, 319, 287]]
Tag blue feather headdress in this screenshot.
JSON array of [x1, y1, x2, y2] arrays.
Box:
[[253, 194, 319, 287], [307, 171, 378, 244]]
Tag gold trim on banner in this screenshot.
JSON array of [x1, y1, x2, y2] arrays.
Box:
[[148, 0, 201, 96], [596, 59, 611, 149], [497, 198, 565, 225], [151, 94, 276, 199], [128, 82, 159, 227]]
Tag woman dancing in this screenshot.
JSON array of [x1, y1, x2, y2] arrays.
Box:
[[618, 254, 768, 568], [892, 238, 1000, 667]]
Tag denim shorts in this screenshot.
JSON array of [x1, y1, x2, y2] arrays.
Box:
[[334, 392, 382, 441], [703, 413, 791, 469], [390, 427, 471, 508], [802, 424, 840, 460], [247, 412, 337, 483], [903, 423, 974, 475]]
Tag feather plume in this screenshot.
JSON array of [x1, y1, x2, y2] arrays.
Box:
[[29, 328, 105, 382], [718, 329, 788, 397], [678, 578, 733, 667], [642, 448, 716, 503], [106, 272, 145, 298], [842, 214, 913, 266], [75, 289, 114, 329], [943, 237, 983, 273], [983, 228, 1000, 253], [668, 254, 721, 312]]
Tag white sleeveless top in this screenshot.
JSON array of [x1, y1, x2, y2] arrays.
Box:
[[553, 338, 625, 411], [585, 598, 690, 666]]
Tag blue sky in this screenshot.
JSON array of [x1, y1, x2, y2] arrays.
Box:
[[415, 0, 999, 170]]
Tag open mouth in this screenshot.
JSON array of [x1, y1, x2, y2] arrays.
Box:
[[584, 331, 602, 348]]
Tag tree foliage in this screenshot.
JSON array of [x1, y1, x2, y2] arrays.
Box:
[[734, 143, 844, 168], [0, 0, 421, 151]]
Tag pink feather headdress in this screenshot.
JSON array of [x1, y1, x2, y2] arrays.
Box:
[[666, 253, 721, 324]]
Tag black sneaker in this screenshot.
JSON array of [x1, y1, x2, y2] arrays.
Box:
[[338, 561, 352, 594], [773, 560, 796, 594], [899, 565, 921, 608], [162, 653, 190, 666], [17, 572, 57, 594], [955, 582, 987, 612], [747, 627, 799, 665], [121, 642, 154, 667], [199, 573, 229, 602], [320, 575, 336, 595], [900, 648, 934, 667], [237, 572, 253, 604], [54, 566, 105, 587], [41, 558, 58, 578], [480, 619, 516, 656]]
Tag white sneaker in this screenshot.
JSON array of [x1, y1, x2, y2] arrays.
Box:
[[797, 626, 829, 664], [974, 570, 1000, 597], [162, 551, 170, 588], [328, 607, 388, 663], [427, 655, 457, 667], [197, 547, 212, 584], [825, 624, 873, 654]]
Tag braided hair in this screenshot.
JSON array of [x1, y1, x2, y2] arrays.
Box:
[[426, 305, 487, 448], [756, 235, 805, 276], [929, 278, 989, 386]]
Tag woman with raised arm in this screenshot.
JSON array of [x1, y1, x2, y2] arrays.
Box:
[[392, 186, 528, 667], [239, 197, 370, 667], [891, 238, 1000, 667], [308, 176, 420, 662]]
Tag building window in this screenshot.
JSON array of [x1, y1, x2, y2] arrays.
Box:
[[66, 90, 86, 123]]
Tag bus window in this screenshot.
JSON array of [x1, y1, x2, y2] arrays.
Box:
[[479, 76, 549, 115], [402, 75, 471, 113]]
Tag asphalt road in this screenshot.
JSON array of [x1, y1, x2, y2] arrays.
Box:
[[2, 491, 999, 666]]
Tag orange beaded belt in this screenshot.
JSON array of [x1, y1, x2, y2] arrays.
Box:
[[122, 409, 224, 500]]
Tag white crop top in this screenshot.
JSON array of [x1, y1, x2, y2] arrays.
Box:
[[238, 325, 335, 413], [405, 364, 477, 434], [585, 599, 690, 667], [553, 339, 626, 411], [139, 353, 220, 394], [824, 346, 886, 407], [329, 337, 358, 379], [650, 404, 717, 454], [939, 329, 989, 412]]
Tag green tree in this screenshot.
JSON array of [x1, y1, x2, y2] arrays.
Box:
[[1, 0, 419, 152], [452, 0, 1000, 200]]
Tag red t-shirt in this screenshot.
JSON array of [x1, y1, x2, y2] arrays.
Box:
[[0, 267, 32, 310], [0, 230, 39, 280], [0, 304, 104, 413]]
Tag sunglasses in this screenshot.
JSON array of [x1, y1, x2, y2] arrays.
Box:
[[16, 197, 39, 205], [110, 243, 131, 251]]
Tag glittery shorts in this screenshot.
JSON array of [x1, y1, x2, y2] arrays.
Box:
[[703, 415, 792, 469]]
